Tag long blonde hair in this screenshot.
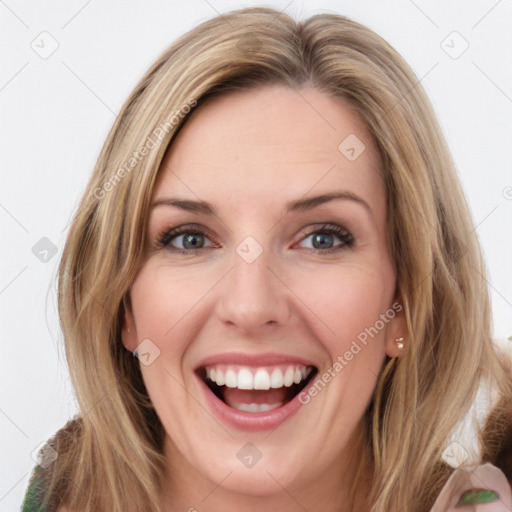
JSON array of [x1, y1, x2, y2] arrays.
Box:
[[32, 7, 512, 512]]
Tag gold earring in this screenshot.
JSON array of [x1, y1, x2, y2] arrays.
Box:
[[394, 337, 404, 350]]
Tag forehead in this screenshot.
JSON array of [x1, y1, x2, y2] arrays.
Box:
[[154, 84, 384, 218]]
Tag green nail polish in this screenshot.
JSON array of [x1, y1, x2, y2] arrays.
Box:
[[455, 488, 500, 506]]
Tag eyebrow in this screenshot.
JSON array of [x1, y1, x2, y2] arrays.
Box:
[[151, 190, 371, 215]]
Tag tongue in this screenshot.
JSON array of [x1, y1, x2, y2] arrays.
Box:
[[223, 387, 288, 408]]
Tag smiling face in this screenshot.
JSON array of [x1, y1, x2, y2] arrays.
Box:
[[122, 84, 406, 508]]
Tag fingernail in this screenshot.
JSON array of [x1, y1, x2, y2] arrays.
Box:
[[456, 488, 500, 506]]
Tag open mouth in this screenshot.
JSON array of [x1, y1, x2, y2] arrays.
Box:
[[197, 364, 318, 413]]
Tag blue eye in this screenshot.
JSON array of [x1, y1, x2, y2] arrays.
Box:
[[156, 227, 215, 254], [298, 224, 355, 253], [155, 223, 354, 255]]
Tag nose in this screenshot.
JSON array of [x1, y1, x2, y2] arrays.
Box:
[[215, 241, 291, 333]]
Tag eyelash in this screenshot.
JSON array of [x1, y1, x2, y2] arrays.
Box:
[[154, 223, 355, 255]]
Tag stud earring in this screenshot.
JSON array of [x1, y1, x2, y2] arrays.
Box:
[[394, 337, 404, 350]]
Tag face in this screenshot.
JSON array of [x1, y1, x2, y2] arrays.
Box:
[[122, 84, 406, 506]]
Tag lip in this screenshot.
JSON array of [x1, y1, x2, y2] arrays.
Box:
[[196, 372, 312, 431], [194, 352, 318, 432], [195, 351, 317, 369]]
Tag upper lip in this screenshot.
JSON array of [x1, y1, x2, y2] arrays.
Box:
[[195, 352, 318, 370]]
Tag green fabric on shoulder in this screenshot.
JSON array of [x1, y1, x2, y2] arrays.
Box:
[[21, 466, 49, 512]]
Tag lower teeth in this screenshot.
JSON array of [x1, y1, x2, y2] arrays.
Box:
[[229, 402, 283, 413], [202, 369, 318, 413]]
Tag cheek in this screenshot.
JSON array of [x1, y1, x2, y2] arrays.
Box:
[[129, 265, 209, 341], [127, 264, 222, 406], [127, 269, 198, 416], [127, 269, 194, 394], [293, 268, 393, 429], [292, 263, 394, 355]]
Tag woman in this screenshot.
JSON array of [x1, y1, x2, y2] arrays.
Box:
[[21, 6, 512, 512]]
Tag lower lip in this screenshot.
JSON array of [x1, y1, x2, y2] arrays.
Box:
[[196, 374, 306, 432]]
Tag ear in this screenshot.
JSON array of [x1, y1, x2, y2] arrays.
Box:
[[384, 298, 408, 359], [121, 294, 138, 353]]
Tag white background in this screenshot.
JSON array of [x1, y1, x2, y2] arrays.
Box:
[[1, 1, 511, 510]]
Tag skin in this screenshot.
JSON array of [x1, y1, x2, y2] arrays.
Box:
[[122, 84, 407, 512]]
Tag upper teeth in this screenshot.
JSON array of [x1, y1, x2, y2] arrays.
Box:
[[205, 365, 312, 390]]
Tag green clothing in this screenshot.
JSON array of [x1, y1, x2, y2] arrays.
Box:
[[21, 417, 80, 511], [21, 465, 49, 512]]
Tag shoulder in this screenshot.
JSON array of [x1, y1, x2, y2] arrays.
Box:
[[21, 465, 49, 512], [21, 464, 77, 512], [22, 418, 84, 512]]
